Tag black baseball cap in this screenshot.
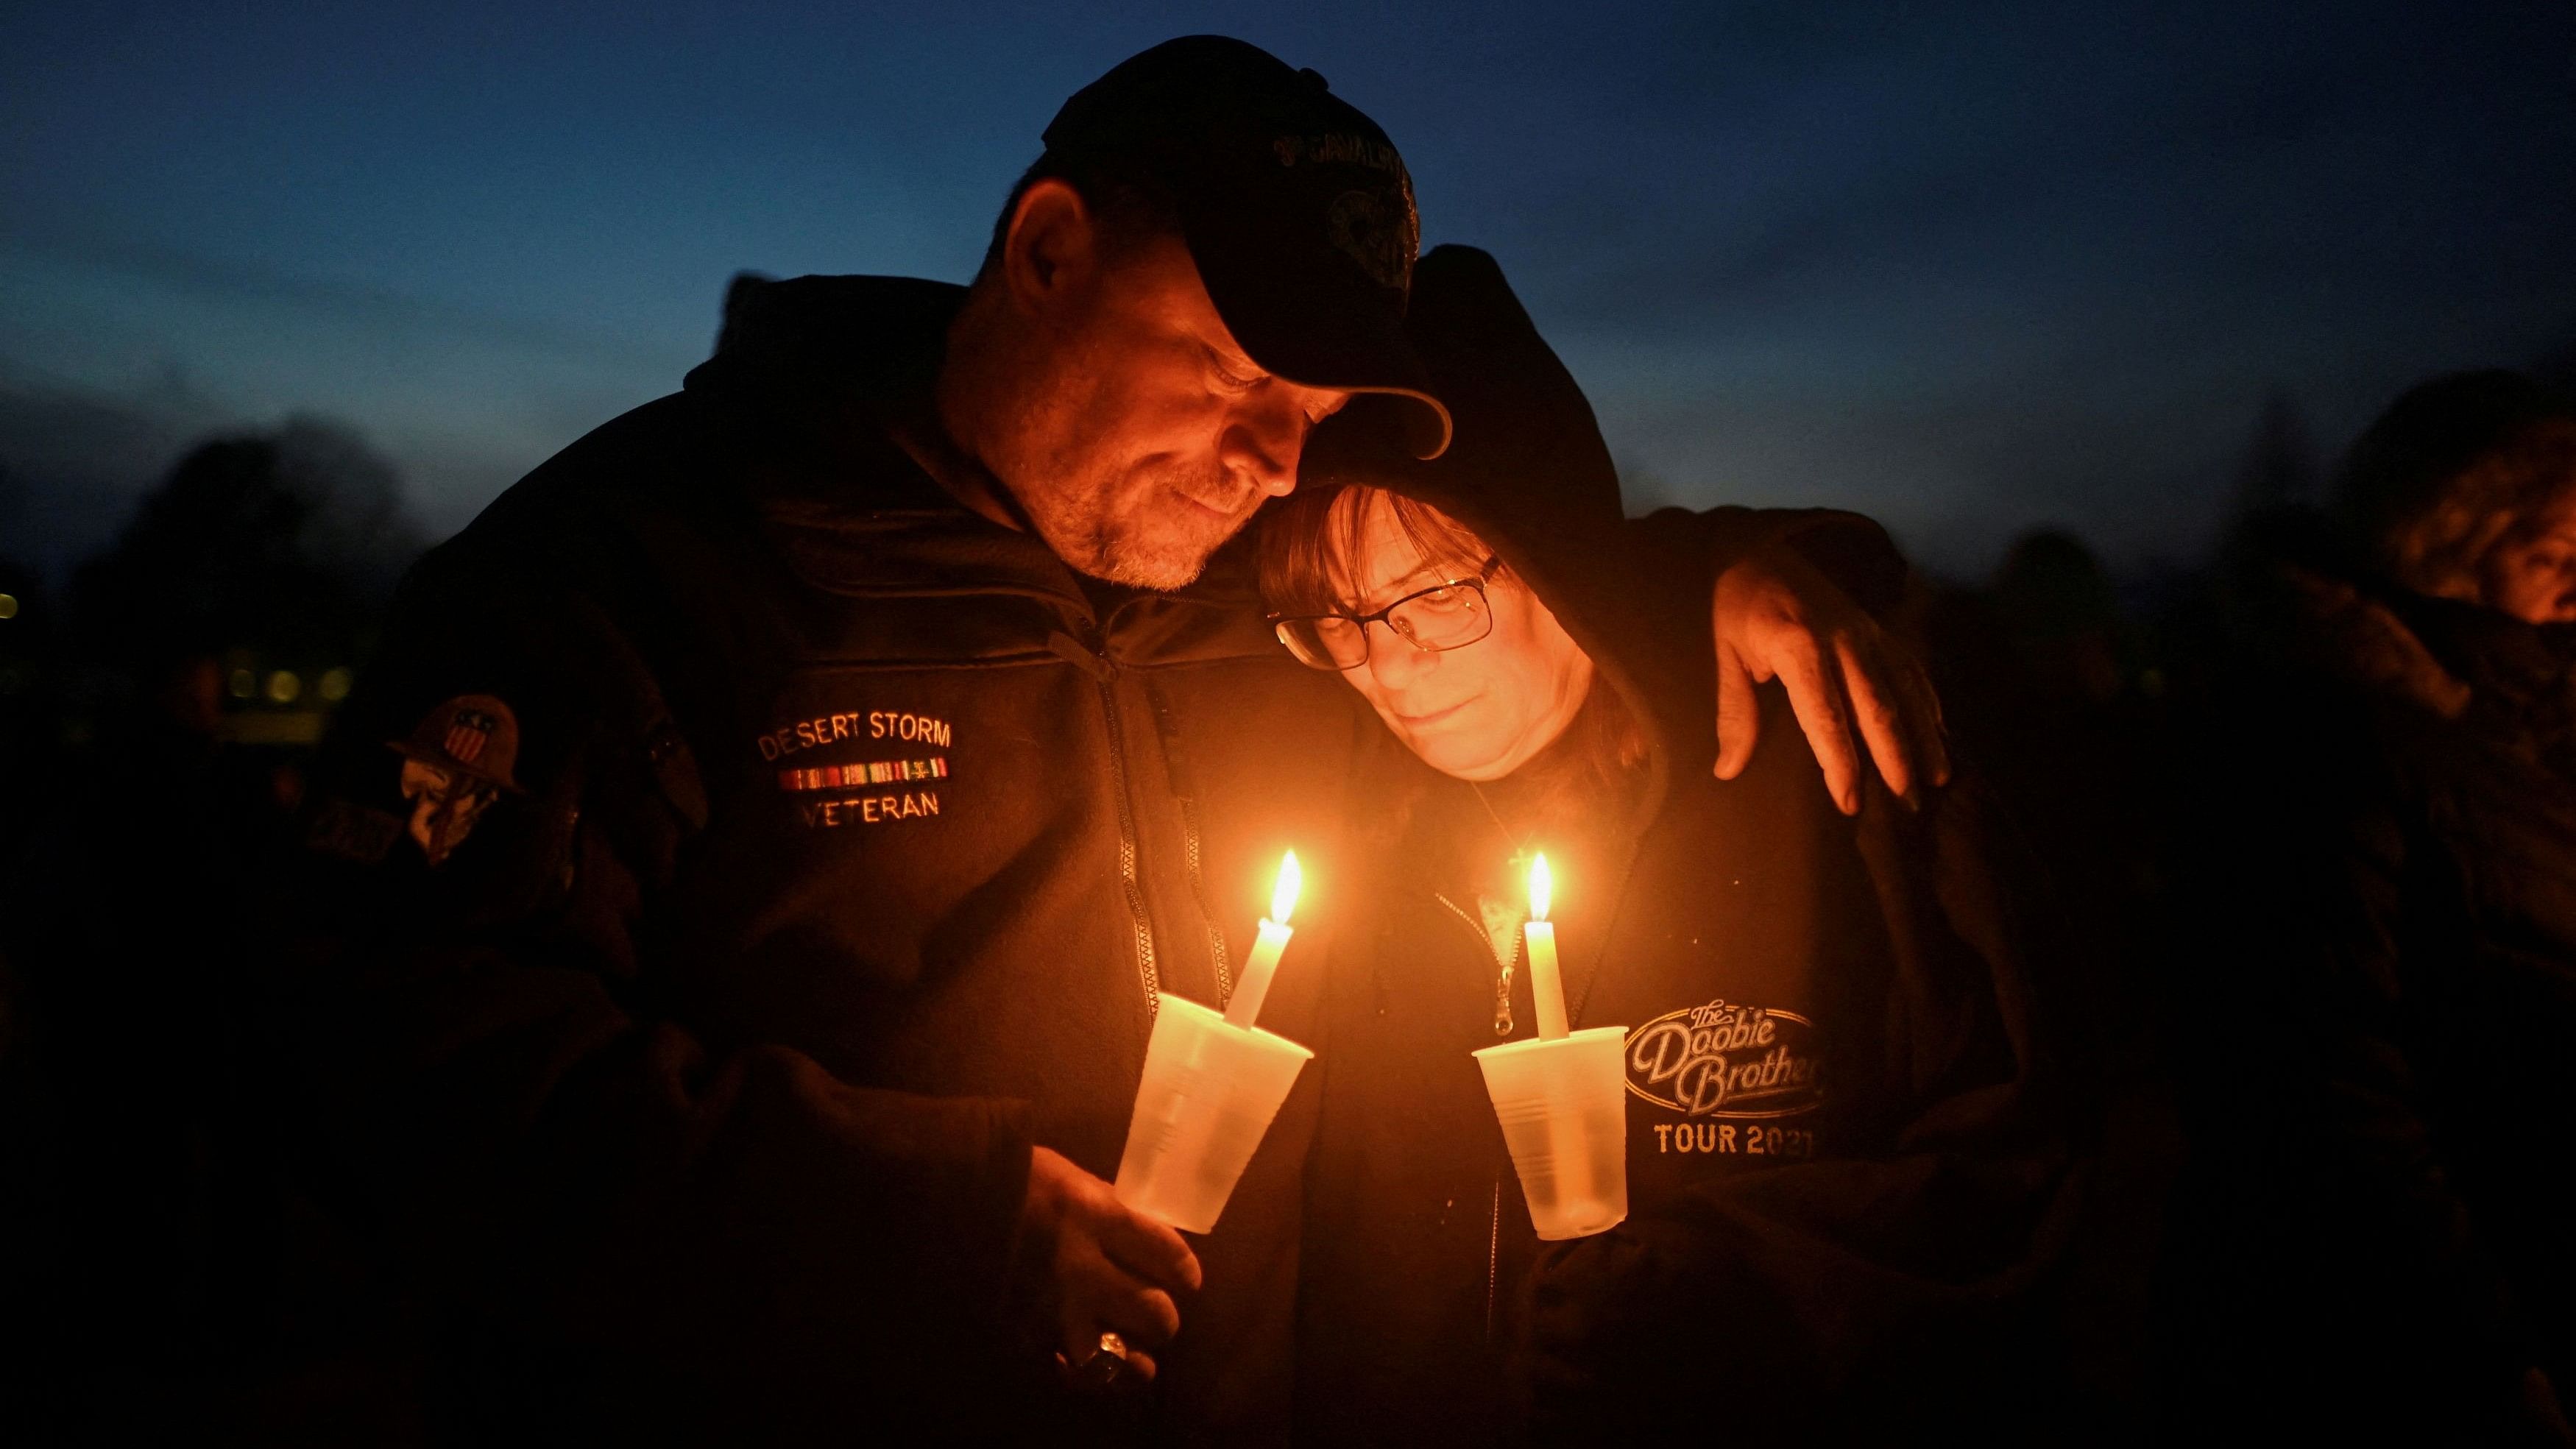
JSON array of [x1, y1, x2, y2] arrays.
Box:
[[1043, 35, 1451, 459]]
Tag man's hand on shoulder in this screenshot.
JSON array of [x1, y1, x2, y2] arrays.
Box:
[[1020, 1145, 1202, 1388], [1713, 539, 1947, 813]]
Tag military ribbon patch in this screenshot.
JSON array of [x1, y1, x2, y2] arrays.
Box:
[[777, 757, 949, 793]]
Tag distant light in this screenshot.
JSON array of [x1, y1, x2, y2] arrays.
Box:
[[266, 670, 302, 704], [228, 669, 257, 699], [0, 593, 18, 619], [319, 667, 354, 703]]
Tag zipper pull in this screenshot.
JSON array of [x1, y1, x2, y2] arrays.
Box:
[[1045, 630, 1116, 681]]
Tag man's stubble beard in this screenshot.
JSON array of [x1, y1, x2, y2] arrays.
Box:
[[1017, 451, 1256, 591], [976, 322, 1259, 590]]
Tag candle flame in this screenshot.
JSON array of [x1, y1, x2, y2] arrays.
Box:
[[1529, 852, 1552, 922], [1270, 849, 1303, 925]]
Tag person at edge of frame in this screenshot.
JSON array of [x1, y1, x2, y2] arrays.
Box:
[[1267, 245, 2076, 1446], [283, 35, 1947, 1445], [2158, 371, 2576, 1445]]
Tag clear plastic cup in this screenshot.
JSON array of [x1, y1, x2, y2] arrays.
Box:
[[1473, 1026, 1631, 1241], [1114, 994, 1314, 1234]]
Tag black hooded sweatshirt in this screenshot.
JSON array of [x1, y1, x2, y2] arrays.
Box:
[[291, 274, 1370, 1444], [1288, 248, 2080, 1445], [283, 272, 1869, 1442]]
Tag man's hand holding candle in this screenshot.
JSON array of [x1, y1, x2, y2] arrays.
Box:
[[1022, 1145, 1202, 1388]]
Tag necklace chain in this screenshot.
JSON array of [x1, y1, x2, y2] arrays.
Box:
[[1470, 782, 1538, 867]]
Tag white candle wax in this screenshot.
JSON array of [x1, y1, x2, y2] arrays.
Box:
[[1225, 916, 1294, 1028], [1525, 852, 1569, 1039], [1525, 918, 1569, 1040], [1225, 850, 1303, 1029]]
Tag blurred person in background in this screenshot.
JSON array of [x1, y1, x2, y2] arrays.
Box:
[[2162, 369, 2576, 1443], [1906, 529, 2183, 1420], [0, 423, 422, 1441]]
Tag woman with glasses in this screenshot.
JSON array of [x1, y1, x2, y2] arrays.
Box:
[[1264, 247, 2077, 1445]]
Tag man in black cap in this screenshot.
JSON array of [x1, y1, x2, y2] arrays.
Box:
[[291, 35, 1940, 1442]]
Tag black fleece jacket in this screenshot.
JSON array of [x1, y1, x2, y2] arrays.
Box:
[[293, 274, 1370, 1444], [286, 272, 1833, 1443]]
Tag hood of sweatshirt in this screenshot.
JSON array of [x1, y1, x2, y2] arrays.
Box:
[[1298, 244, 1684, 821]]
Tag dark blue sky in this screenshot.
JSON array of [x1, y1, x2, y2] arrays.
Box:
[[5, 1, 2572, 580]]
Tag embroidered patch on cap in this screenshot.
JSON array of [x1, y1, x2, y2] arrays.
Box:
[[1326, 188, 1413, 290]]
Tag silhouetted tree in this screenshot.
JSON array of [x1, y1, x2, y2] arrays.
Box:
[[67, 417, 424, 676]]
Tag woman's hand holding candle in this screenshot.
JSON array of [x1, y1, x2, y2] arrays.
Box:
[[1524, 853, 1570, 1040], [1224, 850, 1301, 1029]]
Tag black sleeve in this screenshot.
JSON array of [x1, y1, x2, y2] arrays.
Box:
[[1630, 504, 1911, 618], [2170, 703, 2559, 1441], [1518, 776, 2079, 1439], [286, 540, 1037, 1430]]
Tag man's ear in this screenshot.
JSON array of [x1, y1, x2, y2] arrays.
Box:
[[999, 177, 1102, 319]]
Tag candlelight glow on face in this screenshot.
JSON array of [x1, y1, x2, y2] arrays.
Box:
[[1226, 849, 1304, 1030]]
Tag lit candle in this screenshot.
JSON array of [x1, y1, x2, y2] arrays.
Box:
[[1225, 850, 1302, 1029], [1524, 853, 1569, 1040]]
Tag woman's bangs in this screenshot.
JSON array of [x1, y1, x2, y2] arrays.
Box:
[[1256, 485, 1351, 618], [1259, 487, 1495, 617], [1365, 492, 1494, 588]]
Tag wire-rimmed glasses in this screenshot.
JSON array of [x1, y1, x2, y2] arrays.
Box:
[[1270, 556, 1502, 671]]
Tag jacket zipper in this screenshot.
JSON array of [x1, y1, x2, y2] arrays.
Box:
[[1440, 835, 1651, 1349], [1051, 630, 1163, 1023], [1433, 891, 1519, 1038], [1094, 672, 1161, 1020], [1436, 889, 1518, 1336], [1139, 677, 1232, 1005], [1177, 792, 1232, 1004]]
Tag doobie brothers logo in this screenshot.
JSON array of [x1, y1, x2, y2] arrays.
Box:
[[1625, 998, 1824, 1120]]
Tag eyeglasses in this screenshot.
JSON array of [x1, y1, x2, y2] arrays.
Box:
[[1270, 556, 1502, 671]]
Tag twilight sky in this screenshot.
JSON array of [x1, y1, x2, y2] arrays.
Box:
[[4, 0, 2572, 581]]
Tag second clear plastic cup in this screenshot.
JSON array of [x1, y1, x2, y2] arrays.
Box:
[[1473, 1026, 1631, 1241], [1114, 994, 1314, 1234]]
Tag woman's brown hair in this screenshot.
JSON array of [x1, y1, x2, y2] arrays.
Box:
[[2332, 372, 2576, 604], [2372, 419, 2576, 604], [1256, 483, 1652, 811]]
